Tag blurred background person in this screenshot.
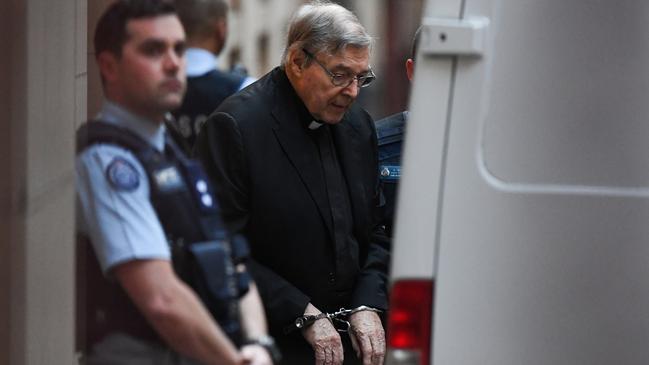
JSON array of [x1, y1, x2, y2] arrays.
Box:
[[171, 0, 256, 152], [375, 26, 421, 237]]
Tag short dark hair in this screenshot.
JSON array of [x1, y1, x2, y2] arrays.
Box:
[[94, 0, 177, 58], [175, 0, 228, 40]]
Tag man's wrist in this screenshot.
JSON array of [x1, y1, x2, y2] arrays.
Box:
[[349, 305, 382, 316], [244, 335, 281, 363], [295, 312, 330, 329]]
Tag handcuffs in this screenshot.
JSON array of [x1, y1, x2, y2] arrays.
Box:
[[285, 305, 382, 334]]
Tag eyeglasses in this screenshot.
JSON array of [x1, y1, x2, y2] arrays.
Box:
[[302, 48, 376, 89]]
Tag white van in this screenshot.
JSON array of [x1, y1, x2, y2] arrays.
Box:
[[386, 1, 649, 364]]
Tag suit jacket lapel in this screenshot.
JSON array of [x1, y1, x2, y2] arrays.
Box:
[[331, 115, 368, 230], [270, 82, 334, 236]]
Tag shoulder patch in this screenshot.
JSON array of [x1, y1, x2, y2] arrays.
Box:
[[379, 164, 401, 181], [106, 157, 140, 191]]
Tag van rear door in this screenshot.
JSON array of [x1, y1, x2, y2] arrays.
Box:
[[389, 1, 649, 364]]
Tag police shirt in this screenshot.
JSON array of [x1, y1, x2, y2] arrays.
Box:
[[76, 101, 170, 274]]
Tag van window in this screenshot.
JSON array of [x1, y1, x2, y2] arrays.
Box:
[[479, 1, 649, 190]]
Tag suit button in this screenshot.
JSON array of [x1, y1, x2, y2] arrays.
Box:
[[328, 272, 336, 283]]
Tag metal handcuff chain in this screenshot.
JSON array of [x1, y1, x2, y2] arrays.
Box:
[[286, 305, 382, 334], [331, 306, 382, 333]]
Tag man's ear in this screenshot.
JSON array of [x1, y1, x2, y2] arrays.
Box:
[[97, 51, 119, 83], [214, 18, 228, 54], [287, 47, 307, 76], [405, 58, 415, 82]]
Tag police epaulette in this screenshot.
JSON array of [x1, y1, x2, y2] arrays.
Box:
[[376, 126, 404, 146], [375, 112, 407, 146]]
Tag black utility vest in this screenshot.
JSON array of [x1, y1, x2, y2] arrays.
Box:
[[170, 70, 245, 153], [75, 121, 249, 350]]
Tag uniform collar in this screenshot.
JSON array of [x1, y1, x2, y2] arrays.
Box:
[[185, 47, 219, 77], [97, 100, 166, 152]]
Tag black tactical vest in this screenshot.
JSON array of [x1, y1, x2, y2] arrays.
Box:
[[75, 120, 250, 350], [170, 69, 245, 153]]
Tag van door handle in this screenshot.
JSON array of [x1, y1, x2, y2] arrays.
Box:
[[419, 16, 489, 57]]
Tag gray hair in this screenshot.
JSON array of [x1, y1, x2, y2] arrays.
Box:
[[281, 0, 372, 66], [175, 0, 228, 39]]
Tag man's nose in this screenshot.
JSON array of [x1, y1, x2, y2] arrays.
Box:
[[341, 79, 360, 98], [163, 49, 182, 73]]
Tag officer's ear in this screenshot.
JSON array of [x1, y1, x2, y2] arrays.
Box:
[[212, 17, 228, 54], [96, 51, 119, 84], [405, 58, 415, 82]]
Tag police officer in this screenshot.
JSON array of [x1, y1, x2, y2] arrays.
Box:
[[375, 26, 421, 237], [170, 0, 256, 152], [75, 1, 276, 364]]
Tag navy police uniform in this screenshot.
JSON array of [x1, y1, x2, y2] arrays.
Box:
[[375, 111, 408, 237], [76, 101, 249, 363]]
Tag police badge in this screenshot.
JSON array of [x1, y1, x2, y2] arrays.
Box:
[[106, 157, 140, 191]]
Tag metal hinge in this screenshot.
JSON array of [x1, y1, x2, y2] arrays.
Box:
[[419, 16, 489, 57]]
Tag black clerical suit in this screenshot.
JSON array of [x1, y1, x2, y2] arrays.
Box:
[[196, 67, 389, 363]]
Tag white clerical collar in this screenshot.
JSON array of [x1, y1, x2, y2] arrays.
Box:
[[308, 120, 323, 130]]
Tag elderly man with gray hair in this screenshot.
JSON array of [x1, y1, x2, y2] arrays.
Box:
[[196, 1, 389, 364]]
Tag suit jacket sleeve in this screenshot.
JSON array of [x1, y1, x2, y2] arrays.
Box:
[[350, 113, 391, 311], [351, 201, 390, 311], [195, 112, 311, 328]]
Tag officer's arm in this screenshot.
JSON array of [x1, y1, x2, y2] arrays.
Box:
[[237, 281, 276, 364], [114, 259, 243, 365], [238, 281, 267, 339]]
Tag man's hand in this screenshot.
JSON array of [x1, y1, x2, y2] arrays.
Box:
[[348, 310, 385, 365], [240, 344, 273, 365], [301, 303, 344, 365]]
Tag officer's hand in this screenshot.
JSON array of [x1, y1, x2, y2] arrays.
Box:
[[301, 303, 344, 365], [348, 310, 385, 365], [240, 344, 273, 365]]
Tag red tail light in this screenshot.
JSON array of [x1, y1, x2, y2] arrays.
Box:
[[386, 279, 434, 365]]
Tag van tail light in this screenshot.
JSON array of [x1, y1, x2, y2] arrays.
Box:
[[386, 279, 434, 365]]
